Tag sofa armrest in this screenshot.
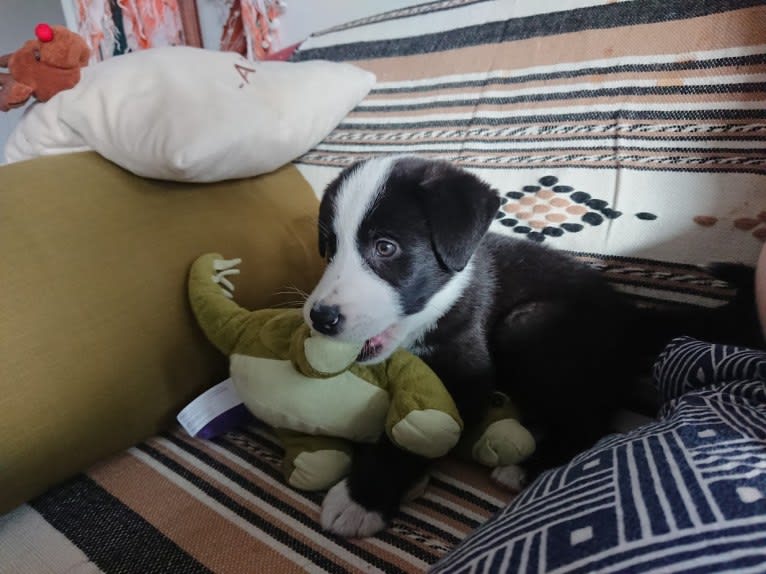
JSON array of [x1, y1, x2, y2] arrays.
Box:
[[0, 152, 323, 513]]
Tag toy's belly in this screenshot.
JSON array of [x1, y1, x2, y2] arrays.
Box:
[[230, 354, 389, 442]]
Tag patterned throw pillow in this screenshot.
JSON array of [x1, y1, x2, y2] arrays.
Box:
[[432, 337, 766, 573]]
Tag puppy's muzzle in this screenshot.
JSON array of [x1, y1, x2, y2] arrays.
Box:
[[309, 303, 344, 336]]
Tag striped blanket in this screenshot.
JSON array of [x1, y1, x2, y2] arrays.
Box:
[[1, 425, 511, 573], [292, 0, 766, 307]]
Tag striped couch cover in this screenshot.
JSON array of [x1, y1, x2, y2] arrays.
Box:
[[3, 1, 766, 573], [1, 425, 511, 573], [292, 0, 766, 309]]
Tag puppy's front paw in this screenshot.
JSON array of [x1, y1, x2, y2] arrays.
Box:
[[321, 479, 386, 538], [491, 464, 528, 492]]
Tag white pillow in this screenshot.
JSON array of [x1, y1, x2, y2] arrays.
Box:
[[5, 96, 91, 161], [4, 46, 375, 182]]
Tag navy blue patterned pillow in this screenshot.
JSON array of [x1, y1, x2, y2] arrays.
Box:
[[432, 337, 766, 573]]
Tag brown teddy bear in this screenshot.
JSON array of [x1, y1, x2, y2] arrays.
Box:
[[0, 23, 90, 112]]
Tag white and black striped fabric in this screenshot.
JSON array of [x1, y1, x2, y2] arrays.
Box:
[[431, 336, 766, 573], [291, 0, 766, 303], [4, 423, 512, 574]]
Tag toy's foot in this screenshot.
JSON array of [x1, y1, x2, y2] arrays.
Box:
[[321, 479, 386, 538], [491, 464, 528, 492], [288, 450, 351, 491], [472, 418, 536, 467], [391, 409, 461, 458]]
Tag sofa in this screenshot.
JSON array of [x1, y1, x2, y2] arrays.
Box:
[[3, 1, 766, 573]]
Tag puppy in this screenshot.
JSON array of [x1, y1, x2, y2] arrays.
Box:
[[303, 155, 759, 537]]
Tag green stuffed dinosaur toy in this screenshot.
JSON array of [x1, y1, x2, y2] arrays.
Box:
[[187, 253, 535, 492]]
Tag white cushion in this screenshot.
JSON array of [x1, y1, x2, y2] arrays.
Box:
[[4, 46, 375, 182]]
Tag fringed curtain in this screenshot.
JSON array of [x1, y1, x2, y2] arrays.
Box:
[[75, 0, 187, 61], [73, 0, 283, 62], [220, 0, 284, 60]]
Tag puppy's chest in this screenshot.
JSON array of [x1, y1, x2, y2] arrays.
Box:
[[403, 305, 490, 360], [406, 338, 436, 358], [403, 324, 466, 362], [402, 328, 437, 358]]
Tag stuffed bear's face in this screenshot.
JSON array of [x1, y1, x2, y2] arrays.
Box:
[[8, 26, 89, 102]]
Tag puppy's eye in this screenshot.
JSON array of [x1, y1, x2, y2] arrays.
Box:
[[34, 49, 41, 62], [374, 239, 398, 258]]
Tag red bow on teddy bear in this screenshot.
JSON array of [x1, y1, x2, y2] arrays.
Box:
[[0, 23, 90, 112]]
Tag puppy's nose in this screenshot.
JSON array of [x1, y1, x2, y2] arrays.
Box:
[[309, 303, 344, 335]]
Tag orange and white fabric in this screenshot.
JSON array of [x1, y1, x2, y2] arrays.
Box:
[[220, 0, 285, 60], [74, 0, 185, 61]]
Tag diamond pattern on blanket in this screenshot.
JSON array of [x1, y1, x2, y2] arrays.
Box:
[[493, 174, 660, 243], [432, 337, 766, 573]]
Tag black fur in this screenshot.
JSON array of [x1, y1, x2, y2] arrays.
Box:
[[355, 158, 500, 314], [315, 157, 764, 526]]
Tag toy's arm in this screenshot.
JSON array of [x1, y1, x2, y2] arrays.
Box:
[[188, 253, 260, 356], [0, 73, 32, 112], [383, 350, 463, 458]]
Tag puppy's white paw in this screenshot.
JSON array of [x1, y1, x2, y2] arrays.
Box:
[[491, 464, 528, 492], [321, 479, 386, 538]]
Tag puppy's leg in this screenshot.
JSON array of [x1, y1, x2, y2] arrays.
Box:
[[491, 464, 528, 492], [491, 298, 629, 482], [321, 435, 430, 538]]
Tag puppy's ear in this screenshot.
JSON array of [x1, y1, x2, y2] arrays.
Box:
[[419, 162, 500, 272]]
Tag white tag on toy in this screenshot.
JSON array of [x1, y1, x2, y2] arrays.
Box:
[[177, 378, 253, 438]]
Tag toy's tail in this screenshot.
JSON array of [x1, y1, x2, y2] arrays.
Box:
[[188, 253, 257, 356]]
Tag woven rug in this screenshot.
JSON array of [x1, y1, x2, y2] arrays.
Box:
[[1, 424, 512, 574]]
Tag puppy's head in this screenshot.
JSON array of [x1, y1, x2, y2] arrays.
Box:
[[304, 156, 500, 363]]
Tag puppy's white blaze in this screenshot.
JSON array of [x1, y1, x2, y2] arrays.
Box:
[[305, 155, 475, 363], [305, 156, 403, 342]]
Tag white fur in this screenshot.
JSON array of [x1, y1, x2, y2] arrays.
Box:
[[304, 156, 402, 346], [321, 479, 386, 538], [491, 464, 528, 492], [304, 156, 475, 364]]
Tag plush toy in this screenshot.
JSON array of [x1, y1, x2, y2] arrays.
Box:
[[188, 253, 535, 491], [454, 390, 536, 468], [0, 23, 90, 112]]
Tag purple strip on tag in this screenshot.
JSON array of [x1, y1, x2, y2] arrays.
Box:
[[195, 403, 255, 439]]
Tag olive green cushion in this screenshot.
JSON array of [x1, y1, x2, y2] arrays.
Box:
[[0, 152, 324, 513]]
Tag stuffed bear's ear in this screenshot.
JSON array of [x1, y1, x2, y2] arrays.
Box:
[[56, 31, 89, 69], [417, 161, 501, 272]]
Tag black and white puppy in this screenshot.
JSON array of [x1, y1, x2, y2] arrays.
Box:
[[303, 155, 758, 538]]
